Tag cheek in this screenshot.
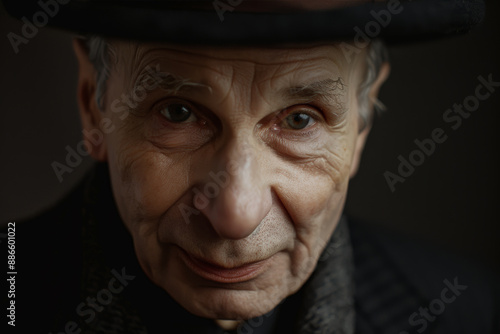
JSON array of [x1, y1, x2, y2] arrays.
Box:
[[279, 134, 355, 222], [274, 122, 358, 268], [106, 128, 191, 229]]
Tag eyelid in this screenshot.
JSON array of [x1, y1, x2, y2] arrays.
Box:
[[279, 104, 324, 121], [154, 97, 201, 123], [152, 97, 222, 135], [276, 104, 324, 130], [154, 97, 195, 113]]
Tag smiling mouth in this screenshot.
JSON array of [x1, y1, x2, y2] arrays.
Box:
[[179, 248, 272, 284]]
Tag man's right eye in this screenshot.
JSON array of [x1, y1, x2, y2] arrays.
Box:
[[159, 102, 198, 123]]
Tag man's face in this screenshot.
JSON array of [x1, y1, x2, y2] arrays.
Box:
[[83, 41, 369, 320]]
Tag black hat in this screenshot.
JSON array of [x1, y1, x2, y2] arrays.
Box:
[[2, 0, 485, 45]]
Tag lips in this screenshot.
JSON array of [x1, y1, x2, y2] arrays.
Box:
[[179, 248, 271, 284]]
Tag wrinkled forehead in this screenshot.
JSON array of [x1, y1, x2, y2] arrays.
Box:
[[117, 42, 346, 64], [109, 40, 366, 87]]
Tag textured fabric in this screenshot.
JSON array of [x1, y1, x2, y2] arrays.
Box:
[[295, 219, 355, 334], [350, 221, 431, 333]]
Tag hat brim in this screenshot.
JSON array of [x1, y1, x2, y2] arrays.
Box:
[[3, 0, 485, 45]]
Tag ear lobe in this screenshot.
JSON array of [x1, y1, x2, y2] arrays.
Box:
[[73, 38, 107, 162]]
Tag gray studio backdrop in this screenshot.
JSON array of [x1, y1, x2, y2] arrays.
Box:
[[1, 2, 499, 272]]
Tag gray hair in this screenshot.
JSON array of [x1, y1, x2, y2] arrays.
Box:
[[86, 36, 115, 108], [85, 36, 388, 129], [357, 38, 388, 130]]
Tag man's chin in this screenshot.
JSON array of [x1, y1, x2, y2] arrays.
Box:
[[171, 285, 285, 320], [139, 246, 298, 320]]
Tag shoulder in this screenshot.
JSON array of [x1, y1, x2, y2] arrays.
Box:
[[348, 216, 500, 333]]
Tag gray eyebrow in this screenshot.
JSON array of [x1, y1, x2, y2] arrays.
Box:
[[280, 77, 348, 118], [282, 77, 346, 103], [132, 67, 212, 95], [131, 70, 346, 117]]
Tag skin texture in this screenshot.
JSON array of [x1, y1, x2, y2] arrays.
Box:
[[73, 39, 389, 326]]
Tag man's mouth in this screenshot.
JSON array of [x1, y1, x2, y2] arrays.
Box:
[[179, 248, 272, 283]]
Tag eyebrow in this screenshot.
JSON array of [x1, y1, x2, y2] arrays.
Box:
[[281, 77, 348, 118], [131, 68, 347, 117], [282, 77, 346, 103], [132, 67, 212, 95]]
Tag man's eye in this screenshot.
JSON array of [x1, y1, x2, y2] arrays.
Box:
[[283, 112, 315, 130], [159, 103, 197, 123]]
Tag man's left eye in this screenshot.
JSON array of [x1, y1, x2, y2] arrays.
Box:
[[283, 112, 316, 130]]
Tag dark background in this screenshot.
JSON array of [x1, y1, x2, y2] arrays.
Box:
[[1, 2, 499, 273]]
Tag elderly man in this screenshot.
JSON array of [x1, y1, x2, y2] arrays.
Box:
[[3, 0, 498, 333]]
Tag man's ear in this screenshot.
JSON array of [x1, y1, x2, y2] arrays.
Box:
[[73, 38, 107, 161], [349, 62, 390, 178]]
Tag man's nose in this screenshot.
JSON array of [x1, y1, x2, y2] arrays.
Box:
[[193, 140, 272, 240]]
